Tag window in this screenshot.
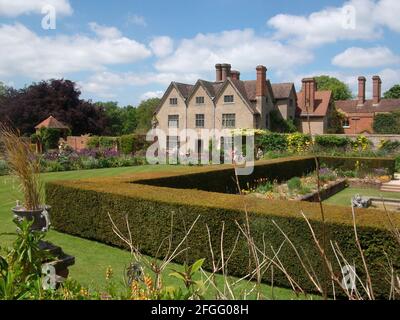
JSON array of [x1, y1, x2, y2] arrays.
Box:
[[170, 98, 178, 105], [222, 114, 236, 128], [343, 118, 350, 128], [167, 136, 180, 150], [196, 96, 205, 104], [195, 114, 205, 128], [168, 115, 179, 128], [224, 95, 234, 103]]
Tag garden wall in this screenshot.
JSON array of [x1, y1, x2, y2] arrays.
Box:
[[46, 157, 399, 298]]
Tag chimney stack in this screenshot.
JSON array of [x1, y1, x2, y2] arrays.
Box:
[[221, 63, 231, 81], [256, 65, 267, 97], [215, 64, 222, 82], [302, 78, 317, 111], [372, 76, 382, 105], [357, 76, 366, 106], [231, 70, 240, 81]]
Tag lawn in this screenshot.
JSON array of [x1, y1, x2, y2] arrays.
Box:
[[0, 165, 313, 300], [324, 187, 400, 207]]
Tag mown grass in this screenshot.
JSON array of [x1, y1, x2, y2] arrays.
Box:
[[0, 165, 316, 300], [324, 187, 400, 206]]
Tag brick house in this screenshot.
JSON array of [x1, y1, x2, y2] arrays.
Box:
[[296, 78, 334, 135], [154, 63, 300, 151], [336, 76, 400, 134]]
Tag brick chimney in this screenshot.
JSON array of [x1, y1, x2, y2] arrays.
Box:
[[372, 75, 382, 105], [221, 64, 231, 81], [215, 64, 222, 82], [231, 70, 240, 80], [256, 65, 267, 97], [302, 78, 317, 112], [357, 76, 366, 106]]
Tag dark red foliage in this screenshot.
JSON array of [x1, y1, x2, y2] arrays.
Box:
[[0, 79, 109, 136]]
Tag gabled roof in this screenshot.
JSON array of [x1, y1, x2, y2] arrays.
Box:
[[336, 99, 400, 114], [186, 80, 224, 102], [271, 83, 295, 100], [296, 91, 332, 117], [35, 116, 69, 130], [155, 82, 194, 115]]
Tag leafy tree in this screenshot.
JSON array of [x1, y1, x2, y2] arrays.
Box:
[[95, 101, 124, 136], [0, 79, 109, 136], [122, 105, 138, 134], [315, 75, 353, 101], [0, 81, 7, 97], [383, 84, 400, 99], [373, 112, 400, 134], [135, 98, 160, 133]]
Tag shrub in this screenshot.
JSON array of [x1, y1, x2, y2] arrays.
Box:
[[373, 112, 400, 134], [256, 132, 287, 152], [379, 140, 400, 154], [287, 133, 311, 153], [352, 135, 371, 152], [119, 134, 135, 154], [315, 135, 351, 149], [46, 157, 400, 298], [287, 177, 302, 191]]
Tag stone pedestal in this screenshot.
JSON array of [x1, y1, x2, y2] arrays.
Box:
[[39, 241, 75, 283]]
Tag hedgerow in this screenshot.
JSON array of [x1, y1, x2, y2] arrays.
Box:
[[45, 157, 399, 297]]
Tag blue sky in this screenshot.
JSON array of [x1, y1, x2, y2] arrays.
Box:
[[0, 0, 399, 106]]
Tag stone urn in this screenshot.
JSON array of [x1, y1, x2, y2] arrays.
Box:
[[12, 202, 51, 232]]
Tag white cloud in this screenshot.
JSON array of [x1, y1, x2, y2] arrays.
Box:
[[81, 71, 199, 98], [150, 36, 174, 57], [155, 29, 313, 74], [126, 14, 147, 27], [332, 46, 400, 68], [89, 22, 122, 39], [0, 0, 72, 17], [0, 23, 151, 79], [267, 0, 400, 47], [140, 90, 164, 100], [375, 0, 400, 33]]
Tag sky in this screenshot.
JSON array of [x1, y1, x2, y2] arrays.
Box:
[[0, 0, 399, 106]]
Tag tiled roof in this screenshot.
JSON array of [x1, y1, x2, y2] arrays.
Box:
[[297, 90, 332, 117], [271, 83, 294, 99], [174, 82, 194, 98], [336, 99, 400, 114], [35, 116, 69, 130]]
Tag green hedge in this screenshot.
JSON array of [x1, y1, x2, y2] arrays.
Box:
[[319, 156, 396, 176], [46, 157, 399, 298], [136, 157, 316, 194], [315, 135, 351, 149]]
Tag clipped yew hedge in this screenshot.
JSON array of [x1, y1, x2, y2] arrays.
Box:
[[45, 157, 399, 297], [319, 156, 396, 176]]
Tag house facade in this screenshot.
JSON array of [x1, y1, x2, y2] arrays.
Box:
[[154, 63, 301, 151], [336, 76, 400, 134], [296, 78, 334, 135]]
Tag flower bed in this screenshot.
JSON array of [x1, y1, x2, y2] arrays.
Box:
[[243, 166, 393, 202]]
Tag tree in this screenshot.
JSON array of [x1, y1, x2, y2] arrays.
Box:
[[0, 79, 109, 136], [373, 112, 400, 134], [383, 84, 400, 99], [135, 98, 160, 133], [315, 75, 353, 101], [0, 82, 7, 97]]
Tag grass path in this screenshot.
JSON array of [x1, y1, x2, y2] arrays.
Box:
[[324, 187, 400, 206], [0, 166, 313, 300]]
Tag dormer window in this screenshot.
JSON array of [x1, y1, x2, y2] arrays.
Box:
[[196, 96, 205, 104], [224, 95, 234, 103], [170, 98, 178, 105]]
